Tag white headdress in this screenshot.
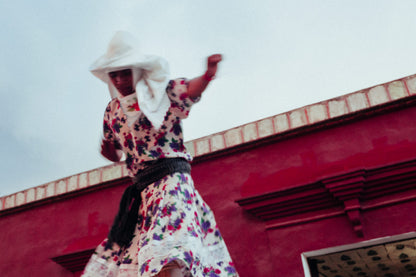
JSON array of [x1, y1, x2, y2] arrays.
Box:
[[90, 31, 170, 130]]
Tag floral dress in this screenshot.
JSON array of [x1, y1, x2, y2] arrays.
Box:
[[82, 79, 239, 277]]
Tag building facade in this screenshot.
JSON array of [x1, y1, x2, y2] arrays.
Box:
[[1, 74, 416, 276]]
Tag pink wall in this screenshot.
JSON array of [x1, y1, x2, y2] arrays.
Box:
[[1, 103, 416, 276], [191, 105, 416, 276]]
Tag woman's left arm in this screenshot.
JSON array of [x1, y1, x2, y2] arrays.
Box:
[[187, 54, 222, 99]]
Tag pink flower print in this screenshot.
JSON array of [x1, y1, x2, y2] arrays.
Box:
[[203, 267, 221, 277], [137, 116, 152, 130], [154, 132, 168, 147], [140, 260, 150, 274], [187, 226, 199, 237], [136, 139, 148, 155], [127, 102, 140, 111], [179, 93, 188, 101], [145, 191, 153, 199], [155, 197, 161, 205], [123, 133, 134, 150]]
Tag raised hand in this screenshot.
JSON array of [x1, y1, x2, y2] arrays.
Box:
[[205, 54, 223, 80]]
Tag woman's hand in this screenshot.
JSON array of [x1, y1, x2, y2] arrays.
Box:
[[101, 139, 122, 162], [206, 54, 223, 79], [187, 54, 223, 98]]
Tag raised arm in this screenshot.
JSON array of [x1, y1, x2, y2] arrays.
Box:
[[187, 54, 222, 99]]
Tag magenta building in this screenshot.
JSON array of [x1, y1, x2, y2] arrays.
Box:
[[1, 74, 416, 276]]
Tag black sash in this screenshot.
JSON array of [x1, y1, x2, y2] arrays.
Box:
[[107, 158, 191, 248]]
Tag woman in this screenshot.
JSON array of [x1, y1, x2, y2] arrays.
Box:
[[82, 31, 238, 277]]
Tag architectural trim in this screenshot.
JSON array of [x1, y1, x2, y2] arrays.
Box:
[[51, 249, 95, 273], [1, 73, 416, 214], [236, 159, 416, 236], [186, 74, 416, 159]]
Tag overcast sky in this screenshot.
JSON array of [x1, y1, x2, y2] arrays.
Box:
[[1, 0, 416, 196]]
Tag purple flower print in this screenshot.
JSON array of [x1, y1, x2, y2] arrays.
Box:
[[225, 265, 237, 274], [125, 153, 134, 169], [174, 217, 182, 229], [103, 121, 111, 134], [136, 140, 148, 155], [184, 189, 191, 200], [140, 261, 150, 274], [136, 116, 152, 131], [164, 111, 172, 121], [122, 255, 132, 264], [171, 121, 182, 136], [169, 138, 181, 151], [167, 79, 176, 91], [111, 119, 122, 133], [169, 189, 178, 196], [150, 150, 161, 158], [167, 204, 177, 214], [201, 219, 211, 233], [153, 233, 163, 241], [201, 204, 210, 215], [144, 216, 152, 231], [155, 132, 168, 147], [188, 226, 198, 237], [141, 238, 149, 247], [123, 133, 134, 150], [179, 173, 187, 184], [184, 251, 193, 264]]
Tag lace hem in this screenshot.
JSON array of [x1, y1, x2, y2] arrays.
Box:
[[82, 255, 137, 277], [138, 236, 231, 265]]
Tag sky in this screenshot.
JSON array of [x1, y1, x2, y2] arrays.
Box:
[[1, 0, 416, 196]]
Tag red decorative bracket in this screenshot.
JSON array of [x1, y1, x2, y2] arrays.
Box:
[[322, 171, 365, 237], [236, 159, 416, 237]]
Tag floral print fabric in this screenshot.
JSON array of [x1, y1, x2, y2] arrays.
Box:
[[82, 79, 238, 276], [82, 173, 238, 277], [103, 78, 197, 177]]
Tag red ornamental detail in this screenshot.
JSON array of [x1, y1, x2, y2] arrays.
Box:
[[236, 159, 416, 237]]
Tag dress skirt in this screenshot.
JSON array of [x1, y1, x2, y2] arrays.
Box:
[[82, 172, 238, 277]]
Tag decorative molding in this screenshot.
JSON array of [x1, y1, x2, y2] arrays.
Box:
[[2, 74, 416, 214], [187, 74, 416, 159], [51, 249, 94, 273], [236, 159, 416, 236], [323, 171, 365, 237]]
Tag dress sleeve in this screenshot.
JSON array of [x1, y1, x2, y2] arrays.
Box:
[[103, 100, 122, 148], [166, 78, 201, 119]]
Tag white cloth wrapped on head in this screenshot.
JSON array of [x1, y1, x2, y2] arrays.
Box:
[[90, 31, 170, 129]]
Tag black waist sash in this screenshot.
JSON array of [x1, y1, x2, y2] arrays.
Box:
[[107, 158, 191, 248]]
